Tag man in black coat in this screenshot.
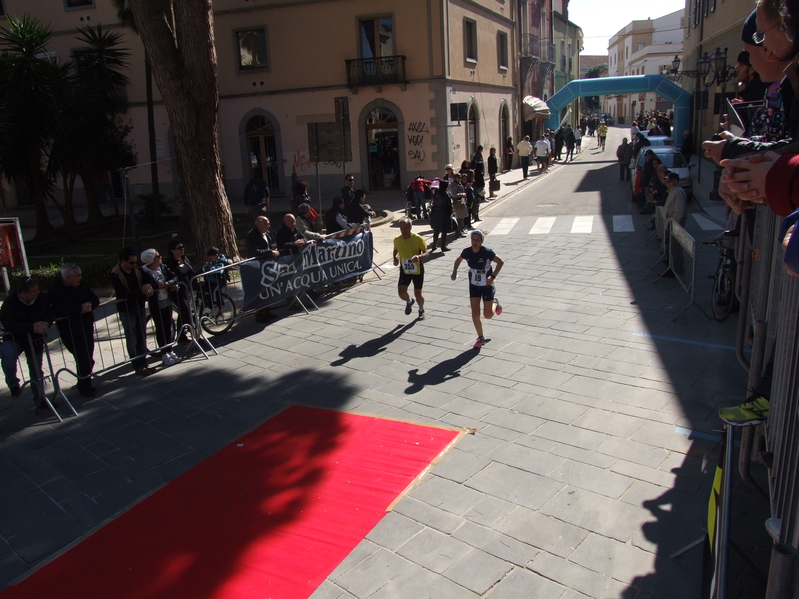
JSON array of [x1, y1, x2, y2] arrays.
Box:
[[1, 276, 54, 407], [245, 216, 280, 322], [341, 174, 356, 207], [276, 214, 310, 255], [48, 263, 101, 398]]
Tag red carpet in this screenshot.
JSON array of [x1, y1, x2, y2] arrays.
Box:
[[1, 406, 460, 599]]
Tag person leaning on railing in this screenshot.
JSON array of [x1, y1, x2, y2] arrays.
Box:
[[111, 247, 157, 377], [1, 276, 54, 408], [48, 263, 100, 398]]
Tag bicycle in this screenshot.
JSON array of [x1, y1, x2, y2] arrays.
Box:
[[703, 239, 739, 322], [145, 281, 237, 341]]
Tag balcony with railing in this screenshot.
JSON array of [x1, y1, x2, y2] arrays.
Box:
[[520, 34, 541, 58], [345, 55, 407, 89]]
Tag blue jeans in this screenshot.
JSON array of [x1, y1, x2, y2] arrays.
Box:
[[118, 309, 148, 370], [2, 337, 44, 399], [413, 190, 428, 218]]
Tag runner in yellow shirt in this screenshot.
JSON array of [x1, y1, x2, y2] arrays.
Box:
[[597, 122, 608, 150], [393, 217, 430, 320]]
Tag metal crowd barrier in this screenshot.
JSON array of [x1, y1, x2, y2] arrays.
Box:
[[655, 219, 708, 321], [4, 291, 205, 422]]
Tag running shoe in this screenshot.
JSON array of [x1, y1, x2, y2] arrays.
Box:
[[717, 396, 769, 425], [418, 308, 426, 320], [473, 336, 485, 349], [494, 298, 502, 316], [405, 299, 415, 315]]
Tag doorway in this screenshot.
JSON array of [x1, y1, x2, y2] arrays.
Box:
[[365, 107, 400, 190], [245, 116, 280, 192]]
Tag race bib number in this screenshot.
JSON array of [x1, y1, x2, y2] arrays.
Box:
[[470, 268, 489, 286], [402, 259, 418, 274]]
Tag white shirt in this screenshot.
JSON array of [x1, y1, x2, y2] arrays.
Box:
[[516, 140, 533, 157], [534, 140, 550, 157]]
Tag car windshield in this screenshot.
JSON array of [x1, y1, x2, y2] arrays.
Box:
[[654, 152, 687, 168]]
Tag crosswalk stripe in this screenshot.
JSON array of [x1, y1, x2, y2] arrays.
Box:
[[613, 215, 635, 232], [492, 217, 520, 235], [530, 216, 556, 235], [692, 213, 722, 231], [571, 215, 593, 234]]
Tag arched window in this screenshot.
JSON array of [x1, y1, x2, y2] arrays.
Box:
[[246, 116, 279, 191]]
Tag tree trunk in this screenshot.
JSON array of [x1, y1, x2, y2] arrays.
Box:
[[128, 0, 239, 260], [145, 52, 160, 206]]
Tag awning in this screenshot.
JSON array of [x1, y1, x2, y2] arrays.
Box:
[[523, 96, 551, 121]]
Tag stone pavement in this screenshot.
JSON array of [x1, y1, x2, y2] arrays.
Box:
[[0, 139, 771, 598]]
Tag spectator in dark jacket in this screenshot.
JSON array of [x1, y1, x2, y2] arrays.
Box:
[[616, 138, 633, 182], [163, 239, 196, 346], [324, 197, 348, 234], [48, 264, 100, 398], [111, 247, 156, 376], [243, 172, 269, 220], [276, 214, 309, 255], [1, 276, 54, 407], [346, 189, 375, 225], [341, 174, 356, 207]]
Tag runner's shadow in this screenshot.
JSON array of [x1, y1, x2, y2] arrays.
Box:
[[405, 348, 481, 394], [331, 321, 417, 366]]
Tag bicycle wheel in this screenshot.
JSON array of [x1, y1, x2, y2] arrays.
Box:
[[710, 269, 734, 322], [200, 292, 237, 335]]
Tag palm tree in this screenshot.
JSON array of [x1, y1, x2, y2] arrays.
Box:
[[112, 0, 161, 202], [53, 24, 136, 224], [0, 15, 69, 239]]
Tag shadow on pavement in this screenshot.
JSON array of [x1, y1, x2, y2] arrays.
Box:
[[405, 348, 481, 394]]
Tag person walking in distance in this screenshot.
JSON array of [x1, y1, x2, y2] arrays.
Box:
[[616, 137, 633, 182], [393, 218, 430, 320], [516, 135, 533, 179], [451, 230, 504, 349]]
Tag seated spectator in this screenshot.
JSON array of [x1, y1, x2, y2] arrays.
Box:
[[141, 249, 179, 367], [346, 189, 376, 225], [48, 263, 101, 397], [296, 203, 326, 241], [277, 213, 309, 255], [324, 197, 348, 234], [244, 217, 279, 323], [111, 248, 157, 376], [1, 276, 54, 408], [664, 172, 687, 228], [246, 216, 280, 259], [203, 247, 231, 310]]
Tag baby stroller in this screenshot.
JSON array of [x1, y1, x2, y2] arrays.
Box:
[[405, 178, 432, 220]]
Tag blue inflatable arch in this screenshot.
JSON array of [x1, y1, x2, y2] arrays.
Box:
[[545, 75, 692, 141]]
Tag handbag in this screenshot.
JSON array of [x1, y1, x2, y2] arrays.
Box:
[[490, 180, 501, 192]]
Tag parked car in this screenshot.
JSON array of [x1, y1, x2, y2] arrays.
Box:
[[641, 132, 673, 146], [601, 113, 615, 126], [630, 146, 693, 199]]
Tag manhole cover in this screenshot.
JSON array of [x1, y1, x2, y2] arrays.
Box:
[[537, 203, 557, 208]]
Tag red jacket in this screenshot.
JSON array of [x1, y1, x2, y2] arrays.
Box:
[[766, 153, 799, 216], [410, 178, 431, 192]]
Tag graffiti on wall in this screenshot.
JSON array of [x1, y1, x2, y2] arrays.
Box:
[[291, 150, 313, 173], [407, 122, 430, 168]]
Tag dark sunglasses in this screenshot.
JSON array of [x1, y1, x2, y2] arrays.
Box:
[[175, 245, 185, 250], [127, 260, 137, 265]]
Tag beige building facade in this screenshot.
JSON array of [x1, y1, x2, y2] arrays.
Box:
[[0, 0, 519, 206], [680, 0, 750, 146]]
